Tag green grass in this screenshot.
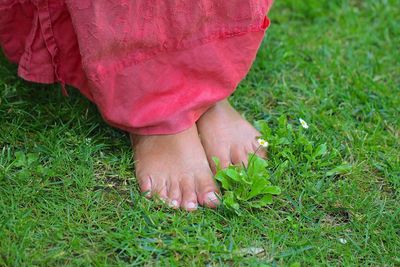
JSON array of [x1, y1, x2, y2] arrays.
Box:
[[1, 0, 399, 265]]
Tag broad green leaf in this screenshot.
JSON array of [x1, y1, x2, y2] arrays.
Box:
[[246, 180, 268, 200], [247, 155, 267, 178], [278, 137, 290, 145], [14, 151, 26, 167], [224, 191, 240, 211], [248, 183, 280, 200], [215, 172, 232, 190], [259, 194, 273, 205], [212, 157, 221, 170], [247, 176, 269, 200], [263, 186, 281, 195], [249, 194, 273, 208], [225, 168, 241, 182], [326, 164, 352, 176], [313, 143, 327, 159], [26, 153, 39, 165]]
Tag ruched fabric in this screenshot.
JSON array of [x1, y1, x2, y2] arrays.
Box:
[[0, 0, 272, 135]]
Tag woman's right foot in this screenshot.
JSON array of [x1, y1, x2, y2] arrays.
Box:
[[130, 125, 219, 211]]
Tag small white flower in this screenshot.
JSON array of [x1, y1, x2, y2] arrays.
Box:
[[338, 238, 347, 244], [257, 138, 269, 148], [299, 118, 309, 129]]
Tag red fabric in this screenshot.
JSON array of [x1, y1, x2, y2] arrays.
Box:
[[0, 0, 272, 135]]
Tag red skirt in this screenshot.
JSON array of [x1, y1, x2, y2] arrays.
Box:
[[0, 0, 272, 135]]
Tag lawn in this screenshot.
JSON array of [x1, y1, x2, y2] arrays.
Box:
[[1, 0, 399, 265]]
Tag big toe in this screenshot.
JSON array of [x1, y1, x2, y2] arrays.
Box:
[[136, 172, 152, 198], [195, 173, 220, 208]]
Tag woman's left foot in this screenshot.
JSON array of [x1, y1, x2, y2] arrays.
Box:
[[196, 100, 266, 173]]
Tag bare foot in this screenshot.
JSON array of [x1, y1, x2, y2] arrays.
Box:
[[130, 125, 219, 211], [196, 100, 266, 173]]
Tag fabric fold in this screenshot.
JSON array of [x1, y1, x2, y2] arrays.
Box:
[[0, 0, 272, 135]]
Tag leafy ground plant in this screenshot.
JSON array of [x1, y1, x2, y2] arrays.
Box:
[[214, 154, 281, 214], [215, 115, 352, 214]]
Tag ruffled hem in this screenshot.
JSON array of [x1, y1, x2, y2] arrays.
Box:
[[100, 26, 268, 135]]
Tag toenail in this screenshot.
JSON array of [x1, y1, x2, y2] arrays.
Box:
[[169, 200, 179, 208], [205, 192, 219, 203], [186, 202, 198, 210]]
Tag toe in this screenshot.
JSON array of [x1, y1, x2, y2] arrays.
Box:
[[230, 145, 248, 167], [167, 178, 182, 209], [180, 176, 198, 211], [219, 156, 231, 170], [207, 152, 231, 173], [136, 173, 152, 198], [151, 176, 168, 202], [195, 173, 220, 208], [252, 141, 267, 158]]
